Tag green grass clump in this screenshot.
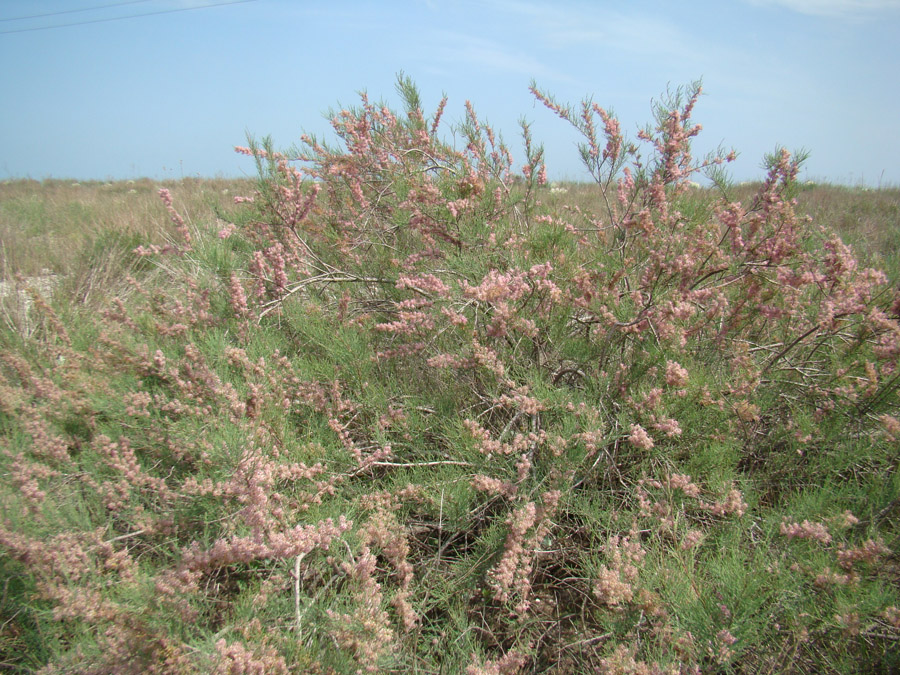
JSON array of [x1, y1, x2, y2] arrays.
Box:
[[1, 77, 898, 673]]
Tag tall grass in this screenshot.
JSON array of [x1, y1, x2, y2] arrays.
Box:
[[0, 77, 898, 674]]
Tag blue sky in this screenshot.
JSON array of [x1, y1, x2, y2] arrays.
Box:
[[1, 0, 898, 184]]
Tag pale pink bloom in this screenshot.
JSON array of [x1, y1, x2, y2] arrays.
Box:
[[831, 510, 860, 529], [652, 416, 682, 438], [681, 529, 705, 550], [396, 273, 451, 296], [836, 538, 889, 570], [466, 650, 528, 675], [594, 566, 633, 606], [426, 353, 466, 369], [779, 519, 832, 544], [213, 639, 288, 674], [879, 414, 900, 441], [667, 473, 701, 498], [488, 502, 537, 605], [710, 489, 748, 517], [471, 474, 516, 498], [228, 273, 250, 318], [665, 360, 689, 387], [217, 222, 237, 239], [157, 188, 191, 246], [628, 424, 654, 450], [814, 568, 856, 586]]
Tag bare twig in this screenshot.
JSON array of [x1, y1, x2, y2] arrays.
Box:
[[370, 460, 472, 468], [257, 272, 393, 320]]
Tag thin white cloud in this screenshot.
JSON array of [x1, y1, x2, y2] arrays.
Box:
[[486, 0, 698, 62], [430, 32, 571, 82], [745, 0, 900, 16]]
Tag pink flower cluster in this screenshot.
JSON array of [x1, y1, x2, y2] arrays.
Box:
[[488, 490, 560, 614], [157, 188, 192, 248], [593, 529, 645, 607], [779, 519, 833, 545]]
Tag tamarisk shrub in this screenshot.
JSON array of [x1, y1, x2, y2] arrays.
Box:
[[0, 76, 897, 672], [227, 76, 898, 671]]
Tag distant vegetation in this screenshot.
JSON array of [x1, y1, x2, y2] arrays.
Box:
[[1, 77, 898, 673]]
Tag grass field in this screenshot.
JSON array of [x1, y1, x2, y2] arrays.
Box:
[[1, 79, 898, 673]]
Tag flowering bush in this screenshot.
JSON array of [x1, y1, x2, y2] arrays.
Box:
[[1, 76, 898, 673]]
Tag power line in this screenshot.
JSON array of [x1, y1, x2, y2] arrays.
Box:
[[0, 0, 258, 35], [0, 0, 156, 23]]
